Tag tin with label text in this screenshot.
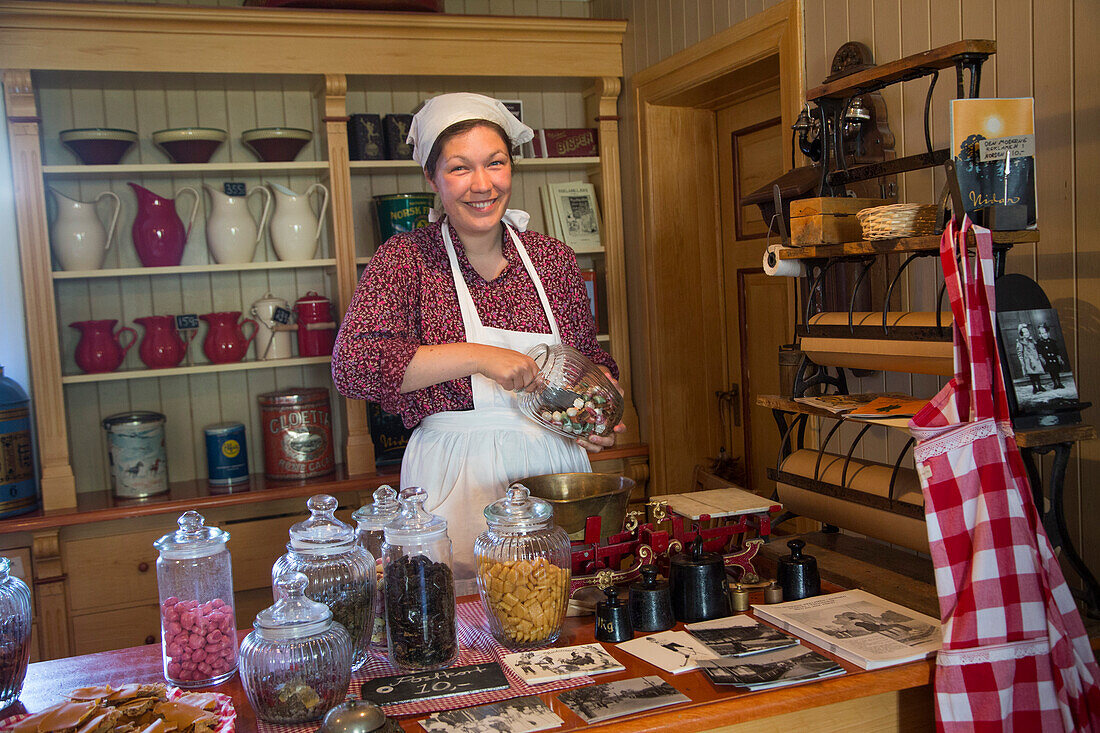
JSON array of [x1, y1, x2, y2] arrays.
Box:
[[204, 421, 249, 487], [258, 388, 335, 480]]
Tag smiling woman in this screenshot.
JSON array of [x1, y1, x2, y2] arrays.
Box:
[[331, 93, 623, 593]]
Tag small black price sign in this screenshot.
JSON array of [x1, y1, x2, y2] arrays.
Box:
[[360, 663, 509, 706], [272, 306, 294, 325], [223, 182, 247, 197], [175, 314, 200, 331]]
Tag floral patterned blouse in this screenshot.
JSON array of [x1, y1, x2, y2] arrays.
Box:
[[331, 220, 616, 428]]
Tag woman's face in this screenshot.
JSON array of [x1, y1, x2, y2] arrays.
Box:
[[428, 124, 512, 241]]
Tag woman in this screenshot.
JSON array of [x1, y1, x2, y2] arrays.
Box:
[[1015, 323, 1045, 394], [332, 93, 623, 592]]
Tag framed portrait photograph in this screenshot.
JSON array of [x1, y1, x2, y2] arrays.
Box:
[[997, 308, 1079, 423]]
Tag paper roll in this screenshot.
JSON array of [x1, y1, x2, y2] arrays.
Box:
[[762, 244, 806, 277], [800, 336, 953, 375]]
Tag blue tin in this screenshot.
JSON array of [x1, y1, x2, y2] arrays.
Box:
[[0, 367, 38, 518], [204, 422, 249, 486]]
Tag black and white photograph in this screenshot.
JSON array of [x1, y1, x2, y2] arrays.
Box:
[[997, 308, 1079, 415], [685, 616, 800, 657], [502, 643, 624, 684], [698, 646, 844, 689], [556, 676, 690, 724], [547, 181, 603, 253], [787, 602, 938, 646], [616, 630, 718, 673], [418, 695, 563, 733]]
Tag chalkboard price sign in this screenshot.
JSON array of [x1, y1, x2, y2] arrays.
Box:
[[360, 663, 509, 706], [223, 182, 247, 197], [175, 314, 200, 331], [272, 307, 293, 325]]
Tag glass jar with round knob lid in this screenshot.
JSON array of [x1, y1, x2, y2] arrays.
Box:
[[153, 511, 237, 687], [474, 483, 571, 648], [240, 571, 352, 724], [0, 556, 32, 707], [352, 484, 398, 651], [271, 494, 374, 672], [381, 486, 457, 671]]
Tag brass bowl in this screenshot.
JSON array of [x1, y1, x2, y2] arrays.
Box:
[[516, 472, 634, 540]]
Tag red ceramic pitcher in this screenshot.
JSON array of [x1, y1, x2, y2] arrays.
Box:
[[70, 319, 137, 373], [134, 315, 188, 369], [200, 311, 257, 364], [128, 182, 199, 267], [293, 291, 337, 357]]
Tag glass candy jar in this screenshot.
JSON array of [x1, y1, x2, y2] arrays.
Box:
[[0, 556, 32, 707], [518, 343, 623, 440], [154, 511, 237, 687], [240, 572, 352, 724], [381, 487, 457, 671], [474, 484, 571, 648], [272, 494, 373, 672], [352, 484, 399, 650]]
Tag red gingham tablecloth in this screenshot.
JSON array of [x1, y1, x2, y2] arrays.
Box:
[[910, 218, 1100, 731], [256, 601, 590, 732]]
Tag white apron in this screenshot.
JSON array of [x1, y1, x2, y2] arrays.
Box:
[[401, 220, 590, 594]]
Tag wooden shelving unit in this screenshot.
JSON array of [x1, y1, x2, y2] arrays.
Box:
[[774, 228, 1039, 260], [61, 355, 331, 385], [42, 160, 329, 178], [52, 259, 337, 279]]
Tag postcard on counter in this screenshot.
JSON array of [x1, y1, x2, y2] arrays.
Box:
[[419, 695, 563, 733], [360, 663, 509, 706], [615, 630, 720, 674], [502, 643, 624, 684], [698, 645, 845, 690], [685, 615, 800, 657], [556, 676, 690, 724]]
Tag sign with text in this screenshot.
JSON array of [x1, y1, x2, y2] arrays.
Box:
[[360, 663, 509, 706], [175, 314, 200, 331]]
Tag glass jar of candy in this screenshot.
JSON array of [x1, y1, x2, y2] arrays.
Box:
[[517, 343, 623, 440], [381, 486, 457, 671], [240, 572, 352, 724], [0, 556, 32, 707], [271, 494, 373, 672], [154, 511, 237, 687], [474, 484, 571, 649], [352, 484, 399, 651]]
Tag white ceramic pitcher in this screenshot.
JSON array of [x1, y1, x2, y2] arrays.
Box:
[[48, 186, 121, 271], [203, 183, 272, 264], [268, 182, 329, 261]]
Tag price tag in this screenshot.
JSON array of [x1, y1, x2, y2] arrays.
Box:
[[360, 663, 509, 706], [175, 314, 200, 331], [272, 307, 294, 325], [223, 182, 247, 197]]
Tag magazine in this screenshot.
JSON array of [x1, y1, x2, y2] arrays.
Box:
[[698, 645, 845, 690], [615, 630, 719, 674], [502, 643, 624, 684], [685, 615, 800, 657], [547, 181, 602, 253], [752, 589, 941, 670], [793, 392, 910, 415], [556, 676, 689, 724], [845, 396, 929, 419]]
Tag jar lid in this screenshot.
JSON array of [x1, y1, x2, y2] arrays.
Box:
[[252, 292, 288, 307], [154, 511, 229, 559], [383, 487, 447, 544], [257, 388, 330, 406], [351, 484, 399, 531], [103, 410, 165, 429], [204, 421, 243, 435], [483, 483, 553, 531], [255, 571, 333, 640], [288, 495, 355, 553], [295, 291, 329, 306]]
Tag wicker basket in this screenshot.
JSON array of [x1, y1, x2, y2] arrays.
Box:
[[856, 203, 940, 240]]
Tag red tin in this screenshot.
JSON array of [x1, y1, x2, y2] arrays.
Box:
[[258, 388, 335, 480], [294, 291, 337, 357]]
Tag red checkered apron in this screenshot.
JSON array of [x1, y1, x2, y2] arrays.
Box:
[[909, 217, 1100, 731]]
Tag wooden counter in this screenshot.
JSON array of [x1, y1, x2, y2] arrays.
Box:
[[3, 596, 935, 733]]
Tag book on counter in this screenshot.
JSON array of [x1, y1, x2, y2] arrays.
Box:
[[698, 645, 845, 690], [502, 643, 624, 684], [527, 128, 598, 158], [685, 614, 800, 657], [751, 589, 942, 670], [556, 676, 689, 724]]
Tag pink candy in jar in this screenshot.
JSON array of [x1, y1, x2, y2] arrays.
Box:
[[161, 596, 237, 682]]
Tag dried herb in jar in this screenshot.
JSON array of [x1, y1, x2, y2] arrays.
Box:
[[384, 554, 457, 669], [311, 583, 371, 659]]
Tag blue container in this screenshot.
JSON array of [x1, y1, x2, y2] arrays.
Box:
[[0, 366, 37, 518], [205, 422, 249, 487]]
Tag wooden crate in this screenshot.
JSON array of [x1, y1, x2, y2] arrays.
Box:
[[789, 197, 892, 245]]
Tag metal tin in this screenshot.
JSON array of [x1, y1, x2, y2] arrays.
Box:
[[204, 421, 249, 486], [258, 388, 335, 480], [373, 193, 434, 244], [0, 367, 38, 518], [102, 411, 168, 498]]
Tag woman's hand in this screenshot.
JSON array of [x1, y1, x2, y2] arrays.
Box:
[[577, 367, 626, 453], [475, 345, 541, 392]]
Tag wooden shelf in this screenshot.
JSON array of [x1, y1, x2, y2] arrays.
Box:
[[757, 394, 919, 430], [61, 355, 331, 384], [42, 160, 329, 178], [0, 443, 649, 534], [52, 259, 337, 279], [348, 156, 598, 172], [807, 39, 996, 101], [775, 228, 1039, 260]]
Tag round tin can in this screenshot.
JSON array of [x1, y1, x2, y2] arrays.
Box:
[[373, 192, 434, 243], [0, 367, 38, 518], [204, 421, 249, 486], [258, 388, 335, 480], [102, 411, 168, 498]]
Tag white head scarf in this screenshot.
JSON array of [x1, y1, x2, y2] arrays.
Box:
[[408, 92, 535, 232]]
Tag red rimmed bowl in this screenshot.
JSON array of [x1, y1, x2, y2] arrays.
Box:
[[152, 127, 228, 164], [59, 128, 138, 165], [241, 127, 312, 162]]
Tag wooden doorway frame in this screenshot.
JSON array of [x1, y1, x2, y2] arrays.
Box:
[[630, 1, 804, 495]]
